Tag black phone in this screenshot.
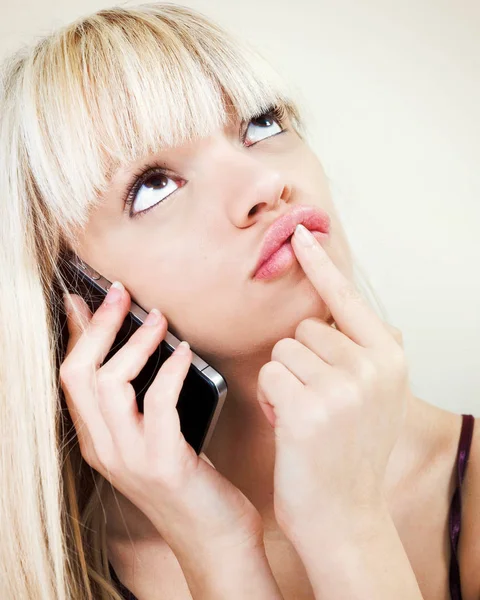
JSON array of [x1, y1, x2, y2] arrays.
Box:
[[57, 252, 228, 455]]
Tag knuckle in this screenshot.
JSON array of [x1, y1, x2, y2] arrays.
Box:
[[59, 362, 72, 383], [385, 322, 403, 345], [271, 337, 296, 360], [59, 360, 82, 385], [258, 360, 283, 389], [294, 318, 313, 340], [295, 317, 325, 341], [335, 377, 362, 407], [376, 343, 406, 376], [306, 369, 323, 389], [354, 356, 377, 383]]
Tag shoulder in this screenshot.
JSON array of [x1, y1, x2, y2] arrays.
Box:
[[459, 416, 480, 600]]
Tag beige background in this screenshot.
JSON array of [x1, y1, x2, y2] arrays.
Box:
[[1, 0, 479, 416]]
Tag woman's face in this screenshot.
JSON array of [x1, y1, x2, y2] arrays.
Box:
[[74, 106, 353, 368]]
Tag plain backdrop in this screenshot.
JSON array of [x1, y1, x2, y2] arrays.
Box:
[[1, 0, 479, 416]]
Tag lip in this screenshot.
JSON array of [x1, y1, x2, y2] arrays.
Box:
[[252, 205, 331, 279]]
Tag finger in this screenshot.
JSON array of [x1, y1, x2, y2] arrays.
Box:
[[256, 360, 305, 431], [63, 293, 93, 358], [60, 375, 112, 471], [143, 342, 193, 461], [61, 368, 102, 468], [291, 224, 390, 348], [294, 317, 360, 368], [66, 282, 132, 372], [95, 311, 168, 449], [99, 309, 167, 387], [271, 336, 334, 387], [61, 288, 128, 468]]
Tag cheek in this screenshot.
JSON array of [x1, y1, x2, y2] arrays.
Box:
[[138, 257, 262, 360], [133, 252, 232, 336]]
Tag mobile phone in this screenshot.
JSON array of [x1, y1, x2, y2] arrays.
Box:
[[57, 251, 228, 455]]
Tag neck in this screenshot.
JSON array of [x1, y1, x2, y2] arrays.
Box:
[[202, 355, 279, 529]]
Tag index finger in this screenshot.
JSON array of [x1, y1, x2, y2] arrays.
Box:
[[291, 224, 390, 348]]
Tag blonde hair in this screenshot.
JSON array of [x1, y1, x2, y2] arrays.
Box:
[[0, 3, 386, 598]]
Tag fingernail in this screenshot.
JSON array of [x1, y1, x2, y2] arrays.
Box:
[[144, 308, 162, 326], [176, 341, 190, 354], [294, 224, 315, 247], [104, 281, 124, 305]]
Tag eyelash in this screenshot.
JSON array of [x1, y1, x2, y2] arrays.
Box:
[[122, 104, 288, 219], [121, 162, 179, 220]]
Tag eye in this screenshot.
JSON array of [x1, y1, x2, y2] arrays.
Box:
[[244, 111, 284, 146], [129, 171, 181, 217]]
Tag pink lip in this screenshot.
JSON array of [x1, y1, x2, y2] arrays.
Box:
[[252, 206, 331, 280]]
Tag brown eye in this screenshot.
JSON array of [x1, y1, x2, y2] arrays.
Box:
[[245, 112, 283, 145], [144, 174, 169, 190], [131, 172, 180, 216], [251, 115, 275, 127]]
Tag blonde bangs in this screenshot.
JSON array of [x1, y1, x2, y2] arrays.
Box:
[[17, 3, 301, 237]]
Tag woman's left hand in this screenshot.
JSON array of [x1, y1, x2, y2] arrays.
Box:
[[256, 223, 412, 543]]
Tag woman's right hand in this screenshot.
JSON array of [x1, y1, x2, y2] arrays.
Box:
[[59, 280, 261, 553]]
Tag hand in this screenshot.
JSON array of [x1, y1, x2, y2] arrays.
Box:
[[256, 224, 411, 541], [60, 282, 262, 553]]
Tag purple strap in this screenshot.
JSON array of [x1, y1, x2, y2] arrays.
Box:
[[448, 413, 475, 600]]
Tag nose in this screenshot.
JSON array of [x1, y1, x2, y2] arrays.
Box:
[[204, 143, 292, 228], [240, 170, 292, 224]]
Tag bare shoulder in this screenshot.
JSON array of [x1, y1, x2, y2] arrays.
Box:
[[459, 416, 480, 600]]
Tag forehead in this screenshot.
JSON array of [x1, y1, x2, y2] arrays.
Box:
[[104, 96, 290, 186]]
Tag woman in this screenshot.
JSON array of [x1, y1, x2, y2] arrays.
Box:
[[0, 3, 477, 599]]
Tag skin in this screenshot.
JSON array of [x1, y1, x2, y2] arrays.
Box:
[[70, 108, 479, 599]]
